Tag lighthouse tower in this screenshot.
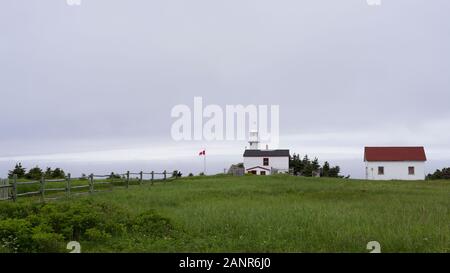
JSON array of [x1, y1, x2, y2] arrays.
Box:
[[248, 129, 260, 150]]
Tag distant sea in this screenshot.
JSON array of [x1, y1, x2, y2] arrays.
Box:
[[0, 157, 447, 180]]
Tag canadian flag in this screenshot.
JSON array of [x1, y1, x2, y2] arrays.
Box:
[[199, 150, 206, 156]]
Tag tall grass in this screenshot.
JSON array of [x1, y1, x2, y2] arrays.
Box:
[[7, 175, 450, 252]]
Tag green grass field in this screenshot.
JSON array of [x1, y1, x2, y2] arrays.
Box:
[[2, 175, 449, 253]]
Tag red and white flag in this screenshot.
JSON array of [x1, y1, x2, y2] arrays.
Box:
[[199, 150, 206, 156]]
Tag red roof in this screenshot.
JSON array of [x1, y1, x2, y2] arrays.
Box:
[[364, 147, 427, 162]]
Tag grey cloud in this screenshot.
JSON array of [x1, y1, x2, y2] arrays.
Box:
[[1, 0, 450, 177]]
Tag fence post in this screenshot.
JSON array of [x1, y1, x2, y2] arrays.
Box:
[[139, 171, 143, 185], [163, 170, 167, 183], [89, 174, 94, 193], [66, 173, 71, 197], [151, 171, 154, 186], [126, 171, 130, 189], [12, 174, 17, 202], [40, 175, 45, 202]]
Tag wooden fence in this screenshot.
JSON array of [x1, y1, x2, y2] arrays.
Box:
[[0, 170, 176, 203], [0, 179, 9, 200]]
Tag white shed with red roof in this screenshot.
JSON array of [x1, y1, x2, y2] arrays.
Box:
[[364, 147, 427, 180]]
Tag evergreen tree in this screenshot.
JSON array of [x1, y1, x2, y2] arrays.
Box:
[[289, 154, 304, 175], [311, 158, 320, 175], [44, 167, 53, 179], [52, 168, 65, 179], [321, 161, 330, 177], [302, 155, 313, 176], [8, 163, 27, 179], [328, 166, 341, 178], [302, 155, 310, 166], [26, 166, 43, 180], [289, 153, 343, 178], [427, 168, 450, 180]]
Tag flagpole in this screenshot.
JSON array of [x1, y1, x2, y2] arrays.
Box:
[[203, 150, 206, 175]]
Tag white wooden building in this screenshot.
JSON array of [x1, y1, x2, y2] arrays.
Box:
[[243, 129, 290, 175], [364, 147, 427, 180]]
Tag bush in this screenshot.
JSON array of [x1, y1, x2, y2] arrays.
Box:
[[25, 166, 43, 180], [0, 200, 129, 252], [0, 219, 33, 252], [129, 210, 174, 238], [31, 228, 65, 253], [0, 200, 177, 252], [85, 228, 112, 241], [0, 203, 39, 221], [172, 170, 182, 178]]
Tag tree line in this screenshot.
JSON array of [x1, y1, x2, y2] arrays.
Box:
[[7, 163, 201, 181], [289, 154, 346, 178], [427, 167, 450, 180], [8, 163, 66, 180]]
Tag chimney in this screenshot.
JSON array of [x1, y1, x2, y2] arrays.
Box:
[[266, 144, 269, 150]]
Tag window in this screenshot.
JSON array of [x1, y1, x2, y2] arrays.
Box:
[[260, 171, 266, 176], [263, 158, 269, 166], [408, 166, 415, 175], [378, 166, 384, 175], [249, 171, 257, 175]]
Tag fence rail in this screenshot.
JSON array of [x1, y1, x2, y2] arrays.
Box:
[[1, 170, 177, 203], [16, 181, 40, 185], [17, 191, 40, 197]]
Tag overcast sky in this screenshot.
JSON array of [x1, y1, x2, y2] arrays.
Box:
[[1, 0, 450, 178]]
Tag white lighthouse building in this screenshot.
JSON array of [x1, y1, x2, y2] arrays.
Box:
[[243, 129, 290, 175], [248, 129, 260, 149]]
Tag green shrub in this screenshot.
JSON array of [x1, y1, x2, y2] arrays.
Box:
[[0, 200, 132, 252], [0, 199, 178, 252], [129, 210, 174, 238], [0, 203, 39, 221], [0, 219, 33, 252], [85, 228, 112, 241], [0, 245, 10, 253], [31, 229, 65, 253]]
